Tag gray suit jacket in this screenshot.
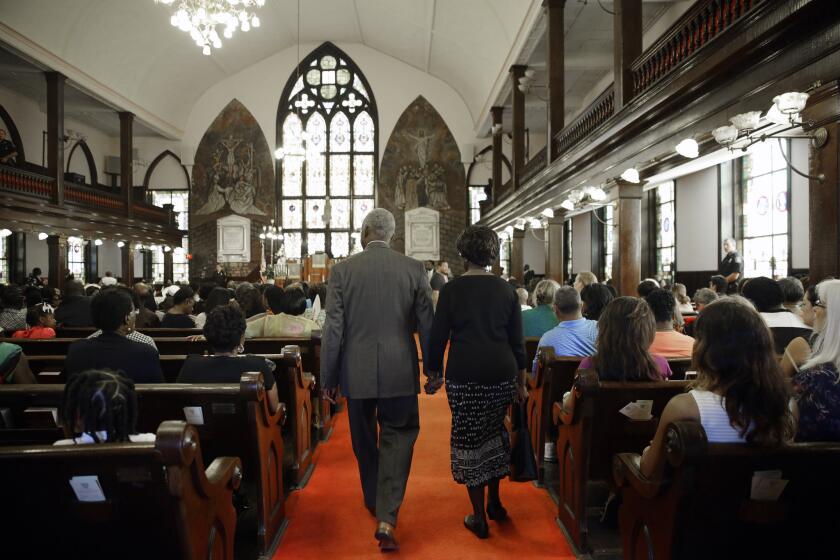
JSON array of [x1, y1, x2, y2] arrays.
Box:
[[321, 241, 434, 399]]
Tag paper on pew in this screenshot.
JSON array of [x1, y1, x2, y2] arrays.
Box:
[[183, 406, 205, 426], [619, 400, 653, 420], [69, 476, 106, 503], [750, 470, 788, 501]]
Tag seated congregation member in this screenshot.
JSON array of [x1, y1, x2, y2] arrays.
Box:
[[55, 369, 154, 445], [685, 287, 718, 337], [581, 283, 614, 321], [88, 288, 157, 350], [573, 271, 598, 292], [65, 288, 164, 383], [12, 303, 57, 339], [645, 289, 695, 359], [23, 285, 44, 308], [742, 276, 809, 328], [533, 286, 597, 371], [41, 286, 61, 308], [0, 285, 27, 331], [426, 225, 527, 540], [194, 286, 233, 329], [778, 276, 805, 319], [709, 274, 728, 294], [522, 279, 560, 337], [99, 271, 117, 287], [26, 267, 44, 287], [792, 279, 840, 441], [517, 288, 531, 310], [578, 297, 672, 381], [781, 284, 819, 376], [54, 280, 93, 327], [303, 283, 327, 326], [193, 282, 215, 316], [636, 278, 660, 298], [640, 297, 795, 479], [235, 282, 266, 319], [178, 304, 280, 414], [160, 286, 196, 328], [134, 282, 157, 313], [246, 286, 320, 338], [672, 283, 694, 314], [132, 287, 160, 329], [0, 342, 37, 383]]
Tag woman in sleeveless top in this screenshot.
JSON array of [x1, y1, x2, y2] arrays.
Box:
[[640, 297, 795, 480], [781, 284, 819, 376]]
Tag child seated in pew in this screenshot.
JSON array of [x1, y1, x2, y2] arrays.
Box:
[[54, 369, 155, 445], [11, 303, 57, 339], [639, 297, 795, 480], [178, 303, 281, 414]]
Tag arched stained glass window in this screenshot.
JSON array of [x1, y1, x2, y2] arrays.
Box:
[[276, 43, 378, 258]]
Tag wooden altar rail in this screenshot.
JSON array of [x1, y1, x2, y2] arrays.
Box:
[[632, 0, 765, 96], [0, 165, 54, 199], [552, 86, 615, 160], [520, 146, 547, 185]]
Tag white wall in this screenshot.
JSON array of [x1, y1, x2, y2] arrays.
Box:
[[24, 233, 49, 278], [184, 42, 478, 173], [675, 165, 718, 271], [98, 241, 121, 278], [132, 136, 187, 188], [791, 139, 809, 270], [523, 228, 545, 275], [572, 212, 592, 273]]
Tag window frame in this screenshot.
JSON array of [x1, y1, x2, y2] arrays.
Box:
[[149, 189, 190, 283], [654, 181, 676, 286]]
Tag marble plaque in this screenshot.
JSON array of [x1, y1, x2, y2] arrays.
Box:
[[217, 215, 251, 263], [405, 207, 440, 261]]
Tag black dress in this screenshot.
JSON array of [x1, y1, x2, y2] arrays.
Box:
[[160, 313, 196, 328], [427, 274, 526, 487], [177, 354, 276, 389]]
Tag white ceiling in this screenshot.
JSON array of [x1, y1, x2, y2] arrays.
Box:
[[0, 0, 535, 138]]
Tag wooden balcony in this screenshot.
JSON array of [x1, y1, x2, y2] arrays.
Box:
[[520, 146, 548, 186]]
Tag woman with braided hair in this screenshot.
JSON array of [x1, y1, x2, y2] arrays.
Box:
[[54, 369, 154, 445]]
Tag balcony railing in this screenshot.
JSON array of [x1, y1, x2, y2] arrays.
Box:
[[552, 86, 615, 159], [0, 165, 54, 199], [520, 146, 547, 185], [135, 201, 171, 223], [65, 182, 125, 212], [632, 0, 764, 96]]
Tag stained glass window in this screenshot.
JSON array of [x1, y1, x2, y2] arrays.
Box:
[[0, 236, 8, 284], [67, 237, 85, 283], [278, 44, 378, 258], [565, 220, 573, 280], [150, 190, 190, 283], [654, 181, 675, 285], [741, 141, 790, 278], [468, 186, 487, 225]]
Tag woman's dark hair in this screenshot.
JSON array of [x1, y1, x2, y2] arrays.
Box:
[[90, 288, 133, 332], [581, 284, 614, 321], [25, 304, 52, 328], [644, 289, 677, 324], [636, 279, 659, 298], [592, 297, 660, 382], [41, 286, 58, 303], [692, 298, 794, 444], [741, 276, 784, 312], [282, 287, 308, 316], [805, 283, 817, 306], [265, 286, 285, 314], [23, 286, 43, 308], [204, 287, 234, 315], [197, 282, 216, 302], [61, 370, 139, 443], [310, 283, 327, 306], [1, 286, 23, 310], [455, 225, 499, 267], [709, 275, 727, 293], [85, 285, 100, 297], [203, 303, 246, 352], [173, 286, 194, 306], [235, 283, 265, 318]]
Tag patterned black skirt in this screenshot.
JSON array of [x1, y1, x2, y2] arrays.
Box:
[[446, 378, 517, 487]]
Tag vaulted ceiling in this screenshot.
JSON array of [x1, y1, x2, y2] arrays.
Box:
[[0, 0, 535, 138]]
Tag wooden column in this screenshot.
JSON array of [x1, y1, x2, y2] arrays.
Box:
[[545, 211, 566, 283], [47, 235, 67, 291], [613, 0, 642, 111], [613, 180, 643, 296], [511, 227, 525, 284], [805, 81, 840, 281], [7, 232, 26, 285], [46, 72, 65, 206], [119, 112, 134, 218], [121, 243, 135, 285], [545, 0, 566, 160], [510, 65, 527, 190], [491, 106, 504, 206], [163, 249, 174, 284]]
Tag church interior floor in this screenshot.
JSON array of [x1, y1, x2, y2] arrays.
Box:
[[274, 381, 576, 559]]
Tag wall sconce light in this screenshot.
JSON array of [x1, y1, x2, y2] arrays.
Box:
[[620, 168, 640, 183], [38, 232, 49, 241], [94, 239, 103, 246], [540, 208, 554, 218], [675, 138, 699, 158], [117, 241, 126, 248], [0, 229, 12, 238]]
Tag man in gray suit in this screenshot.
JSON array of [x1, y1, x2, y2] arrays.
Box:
[[321, 208, 434, 552]]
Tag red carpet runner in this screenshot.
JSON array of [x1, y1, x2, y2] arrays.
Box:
[[275, 387, 576, 559]]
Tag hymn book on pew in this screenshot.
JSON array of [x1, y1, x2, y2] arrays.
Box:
[[69, 476, 106, 503], [619, 400, 653, 421], [751, 470, 789, 502]]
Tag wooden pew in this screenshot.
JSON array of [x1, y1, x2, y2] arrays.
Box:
[[527, 348, 581, 483], [0, 373, 290, 557], [0, 420, 241, 559], [551, 371, 690, 553], [666, 358, 692, 381], [524, 336, 540, 372], [56, 326, 203, 338], [613, 421, 840, 559]]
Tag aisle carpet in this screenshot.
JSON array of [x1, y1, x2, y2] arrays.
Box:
[[274, 384, 576, 559]]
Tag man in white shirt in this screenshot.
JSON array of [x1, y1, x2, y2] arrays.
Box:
[[100, 271, 117, 286]]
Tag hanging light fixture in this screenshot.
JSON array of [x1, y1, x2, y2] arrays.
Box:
[[155, 0, 265, 55], [675, 138, 699, 158]]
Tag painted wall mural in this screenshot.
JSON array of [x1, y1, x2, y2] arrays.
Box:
[[379, 96, 466, 273], [190, 99, 274, 278]]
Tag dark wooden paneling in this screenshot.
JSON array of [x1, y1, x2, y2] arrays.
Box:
[[675, 270, 717, 299]]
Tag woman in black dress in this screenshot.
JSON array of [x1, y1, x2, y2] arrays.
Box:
[[425, 225, 528, 539]]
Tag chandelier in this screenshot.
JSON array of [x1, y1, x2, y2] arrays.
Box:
[[155, 0, 265, 55]]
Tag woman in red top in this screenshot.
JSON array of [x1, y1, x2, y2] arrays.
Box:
[[12, 304, 57, 339]]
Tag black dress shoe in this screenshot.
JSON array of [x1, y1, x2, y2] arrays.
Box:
[[464, 515, 489, 539], [375, 522, 399, 552], [486, 501, 508, 521]]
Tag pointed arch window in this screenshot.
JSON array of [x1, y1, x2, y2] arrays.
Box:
[[276, 43, 378, 258]]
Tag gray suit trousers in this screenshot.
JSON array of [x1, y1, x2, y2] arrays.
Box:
[[347, 395, 420, 526]]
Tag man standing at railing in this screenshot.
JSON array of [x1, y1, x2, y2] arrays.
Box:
[[0, 129, 18, 165]]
